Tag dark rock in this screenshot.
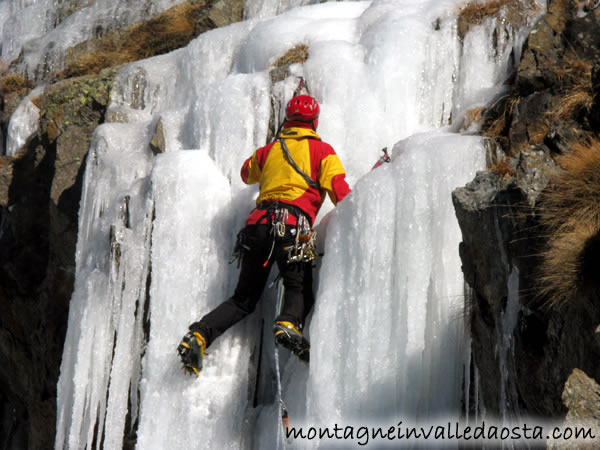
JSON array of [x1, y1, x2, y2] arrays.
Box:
[[563, 369, 600, 423], [456, 0, 600, 428], [564, 9, 600, 66], [62, 0, 245, 80], [0, 68, 117, 449], [150, 118, 166, 155], [207, 0, 244, 28], [516, 0, 576, 95], [0, 3, 249, 446], [453, 153, 600, 419], [483, 137, 507, 167], [507, 89, 553, 148], [512, 146, 554, 204], [500, 0, 600, 155], [547, 369, 600, 449], [0, 162, 11, 205]]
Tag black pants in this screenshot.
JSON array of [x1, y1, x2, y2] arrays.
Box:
[[190, 224, 314, 347]]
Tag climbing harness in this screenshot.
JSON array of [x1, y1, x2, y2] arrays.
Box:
[[285, 214, 318, 264], [264, 202, 318, 266]]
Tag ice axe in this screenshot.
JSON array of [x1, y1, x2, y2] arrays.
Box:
[[371, 147, 391, 170]]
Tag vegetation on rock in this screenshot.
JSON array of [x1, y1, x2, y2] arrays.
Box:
[[538, 140, 600, 307]]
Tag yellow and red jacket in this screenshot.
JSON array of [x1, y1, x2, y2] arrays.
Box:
[[241, 124, 351, 225]]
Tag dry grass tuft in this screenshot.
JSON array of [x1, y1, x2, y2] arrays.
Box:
[[0, 148, 28, 169], [482, 93, 520, 140], [0, 156, 12, 169], [462, 106, 484, 130], [554, 57, 592, 85], [550, 88, 594, 120], [30, 96, 42, 109], [61, 2, 209, 78], [271, 44, 309, 68], [0, 73, 34, 96], [538, 139, 600, 308], [488, 158, 514, 179], [480, 53, 593, 150], [457, 0, 510, 37], [527, 120, 551, 145], [546, 54, 594, 122], [459, 0, 510, 22], [457, 0, 539, 40]]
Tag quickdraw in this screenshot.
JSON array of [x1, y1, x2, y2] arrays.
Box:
[[264, 206, 290, 267], [286, 215, 318, 264], [274, 208, 288, 238]]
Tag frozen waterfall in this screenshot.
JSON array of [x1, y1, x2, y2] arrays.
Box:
[[27, 0, 548, 448]]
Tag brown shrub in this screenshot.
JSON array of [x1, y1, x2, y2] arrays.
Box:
[[0, 148, 28, 169], [30, 96, 43, 109], [457, 0, 510, 38], [0, 156, 12, 169], [527, 120, 551, 145], [481, 92, 520, 140], [538, 140, 600, 307], [459, 0, 510, 22], [457, 0, 539, 39], [480, 54, 592, 150], [554, 56, 591, 85], [61, 2, 210, 78], [552, 88, 593, 120], [271, 44, 309, 68], [546, 54, 593, 122], [461, 106, 484, 130], [488, 158, 514, 179], [0, 73, 34, 95]]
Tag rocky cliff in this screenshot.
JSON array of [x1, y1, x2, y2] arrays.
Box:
[[453, 0, 600, 436], [3, 0, 600, 448], [0, 2, 242, 448]]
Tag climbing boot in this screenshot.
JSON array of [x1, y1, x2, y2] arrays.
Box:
[[177, 331, 206, 375], [273, 321, 310, 364]]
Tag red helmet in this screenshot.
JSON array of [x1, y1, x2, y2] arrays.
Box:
[[285, 95, 320, 122]]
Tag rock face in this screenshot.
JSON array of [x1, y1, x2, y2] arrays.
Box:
[[454, 0, 600, 434], [0, 68, 117, 449], [61, 0, 244, 79], [0, 1, 247, 447], [547, 369, 600, 449]]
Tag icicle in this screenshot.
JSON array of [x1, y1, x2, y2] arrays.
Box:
[[47, 1, 546, 448]]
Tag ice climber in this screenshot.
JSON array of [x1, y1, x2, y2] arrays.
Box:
[[177, 94, 351, 374]]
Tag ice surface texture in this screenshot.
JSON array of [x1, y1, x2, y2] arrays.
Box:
[[44, 0, 545, 448]]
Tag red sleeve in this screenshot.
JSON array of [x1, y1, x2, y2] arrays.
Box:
[[331, 173, 351, 204], [240, 156, 252, 183], [311, 141, 351, 205]]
